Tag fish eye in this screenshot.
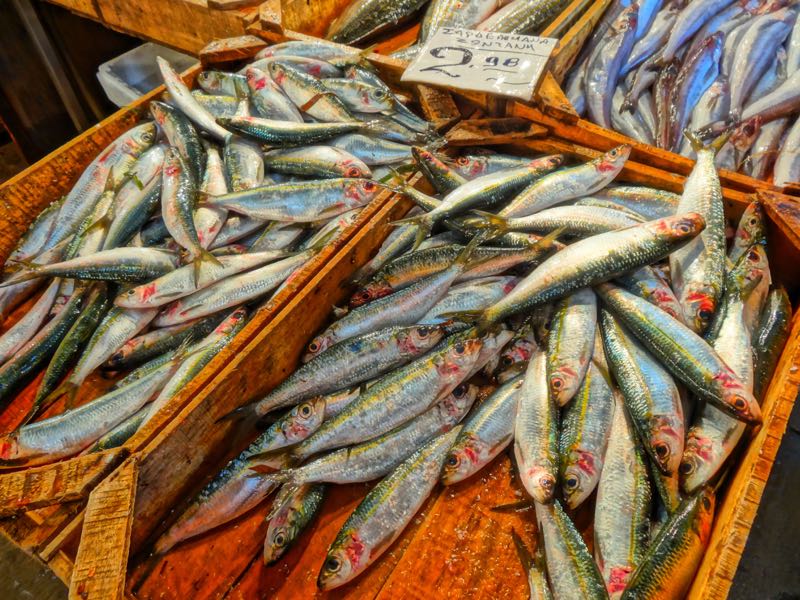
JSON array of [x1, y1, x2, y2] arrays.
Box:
[[417, 327, 430, 338], [298, 403, 313, 418], [501, 356, 514, 367], [540, 475, 554, 490], [453, 384, 467, 398], [747, 249, 759, 261], [325, 557, 341, 573], [363, 181, 376, 192], [457, 156, 470, 165], [677, 222, 692, 234], [698, 308, 712, 321], [679, 461, 694, 475], [372, 89, 387, 100], [346, 167, 361, 177], [446, 454, 460, 467], [610, 149, 619, 156], [748, 217, 758, 226], [551, 376, 564, 391], [702, 496, 712, 510], [565, 476, 579, 489], [454, 342, 465, 354], [308, 340, 320, 353], [733, 396, 747, 410], [273, 530, 286, 547], [654, 442, 669, 458]]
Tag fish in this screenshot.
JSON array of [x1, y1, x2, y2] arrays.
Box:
[[239, 324, 447, 418], [263, 483, 325, 564], [292, 332, 481, 459], [477, 0, 572, 34], [161, 147, 222, 283], [326, 0, 429, 45], [585, 5, 639, 129], [515, 351, 559, 504], [596, 283, 761, 424], [753, 286, 792, 401], [419, 277, 518, 325], [774, 115, 800, 186], [442, 376, 523, 484], [157, 58, 230, 141], [0, 279, 61, 365], [150, 101, 205, 184], [263, 145, 371, 179], [512, 530, 553, 600], [558, 363, 615, 509], [669, 133, 726, 334], [224, 135, 265, 193], [194, 146, 228, 250], [660, 0, 732, 64], [499, 146, 630, 218], [218, 115, 366, 146], [594, 394, 651, 598], [547, 289, 598, 407], [535, 499, 608, 599], [244, 66, 303, 123], [317, 427, 460, 590], [330, 133, 413, 165], [621, 488, 715, 600], [463, 212, 704, 330], [268, 62, 353, 123], [616, 266, 685, 323], [421, 0, 499, 41]]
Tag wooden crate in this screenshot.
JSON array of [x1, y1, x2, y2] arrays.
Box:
[[0, 36, 459, 587], [60, 114, 800, 599]]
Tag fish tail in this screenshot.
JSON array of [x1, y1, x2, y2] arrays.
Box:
[[510, 529, 533, 571], [467, 210, 512, 239], [215, 401, 259, 425], [389, 214, 431, 251], [39, 381, 78, 410], [0, 261, 41, 287], [454, 231, 485, 267], [193, 249, 223, 288]]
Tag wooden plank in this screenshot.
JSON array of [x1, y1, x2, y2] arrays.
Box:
[[207, 0, 263, 9], [281, 0, 354, 38], [258, 0, 282, 34], [688, 307, 800, 600], [546, 0, 612, 82], [44, 0, 101, 20], [446, 118, 549, 146], [0, 449, 125, 518], [198, 34, 267, 66], [69, 458, 139, 600]]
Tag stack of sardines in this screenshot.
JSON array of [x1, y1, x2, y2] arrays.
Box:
[[565, 0, 800, 185], [323, 0, 574, 59], [0, 40, 435, 469], [153, 137, 791, 598]]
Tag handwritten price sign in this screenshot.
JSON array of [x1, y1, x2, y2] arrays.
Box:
[[401, 28, 558, 101]]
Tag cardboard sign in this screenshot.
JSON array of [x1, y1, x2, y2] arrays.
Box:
[[401, 27, 558, 101]]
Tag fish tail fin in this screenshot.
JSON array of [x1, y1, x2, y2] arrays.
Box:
[[454, 231, 485, 268], [215, 401, 259, 425], [510, 529, 533, 572], [40, 381, 78, 410], [466, 209, 512, 239], [389, 214, 431, 251], [193, 249, 223, 288]]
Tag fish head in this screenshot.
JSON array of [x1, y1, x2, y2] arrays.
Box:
[[440, 383, 479, 419], [107, 340, 136, 369], [731, 117, 762, 152], [530, 153, 565, 174], [438, 337, 483, 379], [679, 430, 722, 494], [441, 432, 487, 485], [126, 122, 158, 156], [347, 179, 380, 203], [455, 155, 488, 178], [0, 432, 19, 461], [548, 363, 581, 407], [198, 71, 224, 93], [398, 324, 446, 355], [683, 284, 718, 333], [289, 397, 327, 433], [692, 487, 716, 544], [303, 334, 333, 362], [561, 449, 599, 509], [648, 413, 685, 475], [654, 211, 706, 243], [720, 379, 761, 423], [216, 307, 249, 334], [595, 145, 631, 175], [367, 87, 394, 112], [317, 540, 359, 590], [244, 66, 269, 91], [340, 158, 371, 179], [499, 338, 536, 372], [730, 243, 769, 297], [267, 61, 288, 86], [263, 518, 295, 564], [733, 201, 765, 249], [117, 282, 157, 308], [149, 101, 170, 128], [520, 464, 556, 504], [348, 281, 392, 307]]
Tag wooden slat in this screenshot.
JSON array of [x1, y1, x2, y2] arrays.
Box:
[[446, 118, 549, 146], [69, 458, 139, 600], [258, 0, 282, 34], [280, 0, 353, 38], [207, 0, 263, 9], [545, 0, 612, 82], [0, 450, 124, 518]]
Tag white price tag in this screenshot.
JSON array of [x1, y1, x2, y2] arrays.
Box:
[[401, 27, 558, 101]]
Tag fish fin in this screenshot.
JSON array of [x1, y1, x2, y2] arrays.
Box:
[[389, 215, 431, 251], [437, 309, 483, 325], [490, 499, 534, 513], [39, 381, 79, 411], [0, 261, 41, 287], [193, 249, 223, 288], [453, 231, 485, 267], [465, 210, 511, 240], [511, 528, 533, 572], [332, 305, 349, 318]]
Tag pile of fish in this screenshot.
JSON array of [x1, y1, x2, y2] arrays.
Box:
[[325, 0, 574, 59], [153, 136, 791, 598], [0, 40, 436, 468], [565, 0, 800, 185]]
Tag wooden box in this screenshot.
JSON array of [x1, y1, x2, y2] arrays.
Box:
[[0, 38, 457, 588], [62, 115, 800, 599]]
